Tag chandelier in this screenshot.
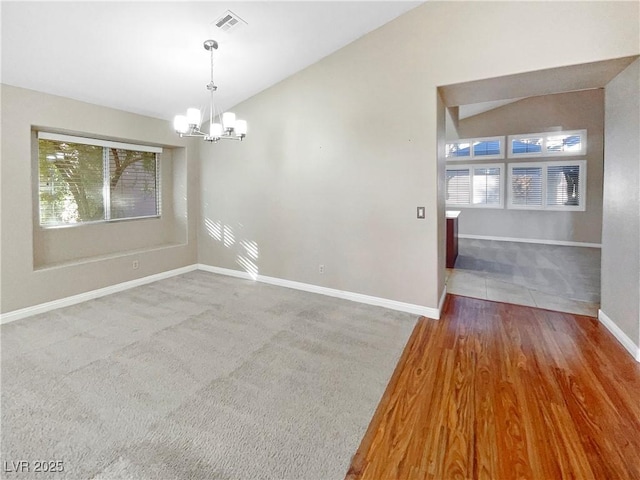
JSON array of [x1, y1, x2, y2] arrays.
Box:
[[173, 39, 247, 142]]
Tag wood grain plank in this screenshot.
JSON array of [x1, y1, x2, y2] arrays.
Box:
[[346, 295, 640, 480]]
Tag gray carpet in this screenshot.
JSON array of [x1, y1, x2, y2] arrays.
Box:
[[1, 271, 416, 479]]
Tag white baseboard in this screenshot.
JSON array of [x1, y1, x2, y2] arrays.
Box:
[[0, 265, 199, 325], [458, 234, 601, 248], [598, 309, 640, 362], [7, 264, 638, 362], [198, 264, 442, 319], [0, 264, 443, 324]]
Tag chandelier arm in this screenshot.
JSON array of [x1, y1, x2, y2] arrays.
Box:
[[180, 134, 243, 142], [173, 39, 246, 143], [180, 132, 205, 138]]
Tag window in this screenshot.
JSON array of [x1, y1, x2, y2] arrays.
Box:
[[446, 141, 471, 159], [473, 139, 502, 157], [512, 137, 543, 155], [473, 166, 502, 206], [510, 165, 543, 207], [546, 164, 583, 208], [446, 168, 471, 205], [38, 132, 161, 227], [446, 136, 504, 160], [508, 129, 586, 158], [446, 164, 504, 208], [508, 160, 586, 211]]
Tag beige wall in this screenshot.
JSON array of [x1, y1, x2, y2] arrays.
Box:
[[1, 85, 199, 313], [602, 59, 640, 350], [198, 1, 640, 311], [2, 2, 638, 316], [452, 89, 604, 244]]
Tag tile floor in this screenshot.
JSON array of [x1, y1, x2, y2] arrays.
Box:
[[446, 238, 601, 317]]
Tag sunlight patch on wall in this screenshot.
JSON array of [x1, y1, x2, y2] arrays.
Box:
[[236, 255, 258, 280], [204, 218, 222, 241], [223, 225, 235, 248], [203, 218, 236, 247], [239, 239, 259, 260], [236, 239, 259, 279], [204, 217, 259, 278]]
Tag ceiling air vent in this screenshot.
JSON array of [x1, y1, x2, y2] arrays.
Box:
[[213, 10, 247, 33]]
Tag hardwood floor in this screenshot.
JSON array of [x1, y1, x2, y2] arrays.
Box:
[[346, 295, 640, 480]]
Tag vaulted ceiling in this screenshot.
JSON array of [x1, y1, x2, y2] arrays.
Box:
[[445, 56, 638, 121], [1, 2, 421, 121]]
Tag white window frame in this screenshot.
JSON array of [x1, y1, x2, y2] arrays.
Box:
[[37, 131, 162, 228], [446, 163, 505, 209], [507, 160, 587, 211], [446, 136, 505, 161], [507, 129, 587, 158]]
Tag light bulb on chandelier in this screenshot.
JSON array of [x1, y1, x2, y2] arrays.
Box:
[[173, 39, 247, 143]]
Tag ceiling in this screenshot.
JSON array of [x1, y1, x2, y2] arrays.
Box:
[[1, 1, 421, 121], [440, 56, 638, 109], [442, 55, 638, 122], [458, 99, 523, 120]]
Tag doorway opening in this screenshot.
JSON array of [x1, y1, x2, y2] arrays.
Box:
[[437, 56, 637, 315]]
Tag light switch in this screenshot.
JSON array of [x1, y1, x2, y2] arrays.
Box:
[[417, 207, 425, 219]]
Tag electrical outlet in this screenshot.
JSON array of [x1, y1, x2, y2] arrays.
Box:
[[319, 264, 325, 274], [132, 260, 139, 270]]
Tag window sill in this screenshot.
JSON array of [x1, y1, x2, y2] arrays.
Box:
[[33, 242, 186, 271]]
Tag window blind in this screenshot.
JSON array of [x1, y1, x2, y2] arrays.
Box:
[[473, 167, 501, 205], [508, 130, 586, 157], [108, 148, 159, 220], [38, 133, 160, 226], [473, 140, 501, 157], [547, 164, 581, 207], [512, 137, 543, 155], [546, 134, 583, 154], [39, 139, 105, 225], [446, 142, 471, 159], [446, 137, 503, 160], [446, 168, 471, 205], [511, 166, 543, 206]]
